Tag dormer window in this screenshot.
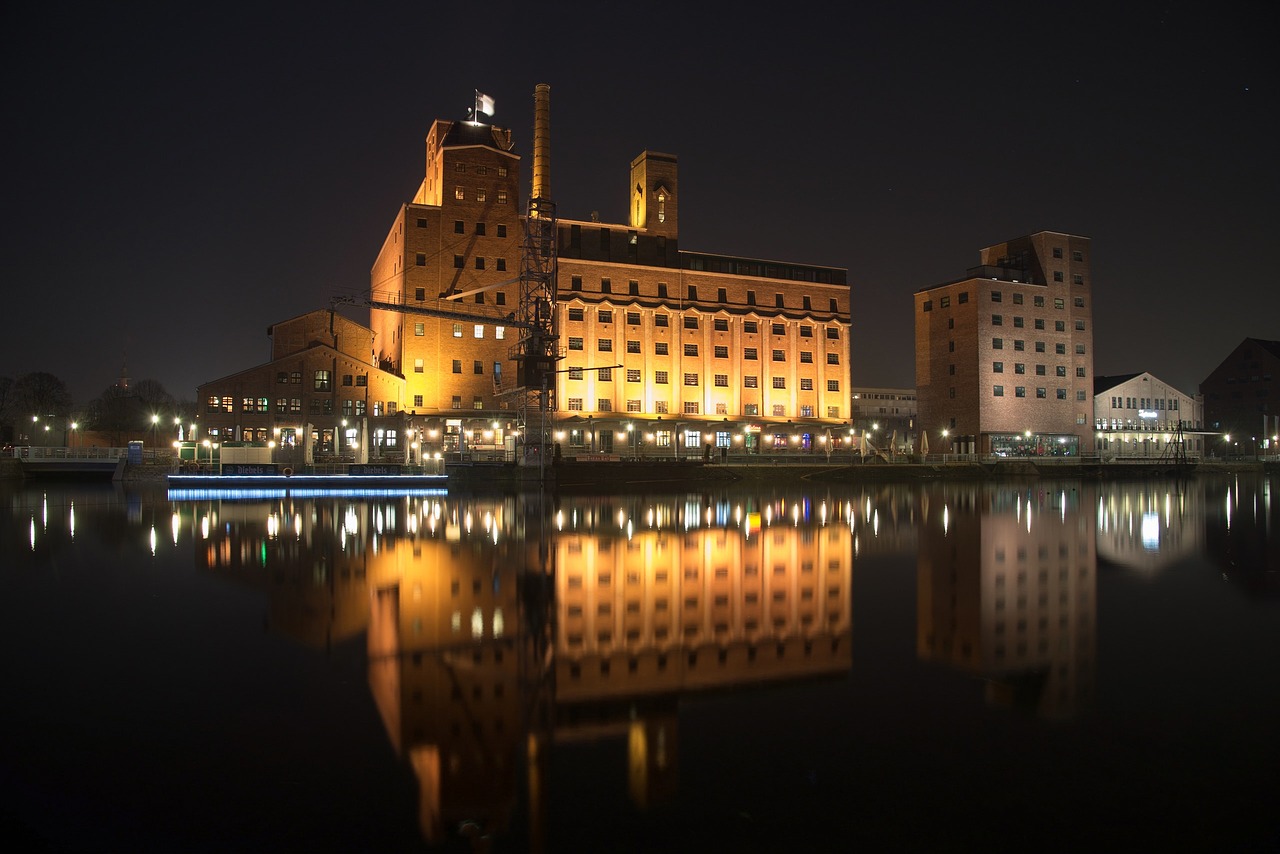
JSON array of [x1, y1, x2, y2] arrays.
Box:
[[657, 192, 666, 223]]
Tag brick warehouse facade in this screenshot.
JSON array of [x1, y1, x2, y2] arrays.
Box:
[[914, 232, 1095, 457], [364, 108, 850, 459], [196, 97, 851, 461]]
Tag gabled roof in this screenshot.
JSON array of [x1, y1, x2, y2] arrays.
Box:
[[1093, 372, 1143, 395], [1246, 338, 1280, 361]]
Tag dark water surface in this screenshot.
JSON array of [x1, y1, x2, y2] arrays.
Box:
[[2, 476, 1277, 852]]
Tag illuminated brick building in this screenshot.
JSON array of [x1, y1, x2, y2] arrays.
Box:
[[914, 231, 1095, 457], [367, 92, 851, 459], [196, 309, 406, 457]]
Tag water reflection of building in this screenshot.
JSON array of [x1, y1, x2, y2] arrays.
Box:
[[916, 482, 1097, 719], [1094, 481, 1204, 573], [180, 490, 855, 848], [1200, 475, 1280, 596]]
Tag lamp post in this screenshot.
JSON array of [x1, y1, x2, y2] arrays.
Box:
[[626, 422, 635, 459], [150, 414, 160, 456]]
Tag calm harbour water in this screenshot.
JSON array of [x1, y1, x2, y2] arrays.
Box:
[[1, 475, 1277, 853]]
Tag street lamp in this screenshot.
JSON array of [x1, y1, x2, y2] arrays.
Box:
[[151, 414, 160, 451], [69, 421, 78, 449]]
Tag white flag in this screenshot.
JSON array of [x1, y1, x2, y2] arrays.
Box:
[[476, 91, 495, 117]]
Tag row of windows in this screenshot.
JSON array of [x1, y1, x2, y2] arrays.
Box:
[[413, 287, 508, 306], [567, 338, 840, 363], [450, 324, 507, 340], [562, 370, 840, 392], [452, 220, 508, 237], [567, 276, 841, 313], [1106, 396, 1182, 411], [276, 370, 365, 390], [452, 187, 508, 204], [1050, 247, 1085, 262], [449, 360, 504, 375], [987, 340, 1086, 354], [452, 163, 508, 177], [567, 400, 841, 418], [990, 362, 1088, 378], [924, 281, 1086, 312], [992, 292, 1086, 308], [991, 315, 1085, 331], [449, 254, 508, 271], [992, 386, 1087, 401], [206, 396, 397, 416], [566, 309, 838, 338]]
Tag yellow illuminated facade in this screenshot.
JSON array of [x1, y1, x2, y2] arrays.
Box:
[[369, 112, 851, 459]]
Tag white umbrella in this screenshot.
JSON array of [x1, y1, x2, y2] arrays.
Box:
[[920, 431, 929, 456]]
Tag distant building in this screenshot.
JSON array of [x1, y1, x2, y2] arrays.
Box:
[[850, 387, 917, 455], [914, 232, 1095, 457], [1093, 372, 1204, 459], [1199, 337, 1280, 458]]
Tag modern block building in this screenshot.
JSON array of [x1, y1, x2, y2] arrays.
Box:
[[914, 232, 1095, 457], [363, 88, 851, 460], [1093, 371, 1204, 459], [1199, 337, 1280, 457], [850, 386, 917, 456]]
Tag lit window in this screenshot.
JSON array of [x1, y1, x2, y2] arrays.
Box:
[[474, 325, 484, 338], [455, 187, 464, 200]]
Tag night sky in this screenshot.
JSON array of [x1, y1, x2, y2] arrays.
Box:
[[4, 2, 1275, 406]]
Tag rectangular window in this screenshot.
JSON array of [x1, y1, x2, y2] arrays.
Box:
[[569, 307, 584, 321], [714, 345, 728, 358], [1055, 343, 1067, 354], [992, 314, 1003, 326], [800, 378, 813, 391], [994, 385, 1004, 397], [683, 373, 699, 386], [1056, 365, 1067, 377], [598, 399, 613, 411], [827, 353, 839, 365], [451, 395, 461, 409], [683, 401, 699, 415], [654, 314, 669, 328], [1055, 320, 1066, 332], [714, 374, 728, 387], [473, 361, 483, 375], [598, 309, 612, 323], [744, 321, 758, 334], [991, 291, 1002, 302], [414, 358, 424, 373], [1037, 365, 1047, 375], [940, 296, 950, 308], [569, 337, 583, 350], [1076, 344, 1086, 354], [772, 349, 785, 361], [1012, 293, 1024, 305], [772, 377, 786, 389], [314, 370, 331, 391], [571, 276, 582, 291], [627, 340, 641, 353], [775, 293, 785, 308], [452, 360, 462, 373], [598, 368, 612, 382], [993, 361, 1004, 373], [800, 352, 813, 363], [1057, 388, 1068, 400], [993, 338, 1003, 349], [567, 398, 583, 411], [684, 344, 698, 356], [683, 316, 698, 329], [1054, 271, 1064, 282], [1013, 317, 1024, 328], [1035, 319, 1045, 330], [772, 323, 786, 335], [655, 342, 669, 355], [714, 318, 729, 331], [414, 322, 424, 336], [629, 280, 639, 295], [626, 399, 641, 412], [568, 368, 583, 380], [744, 403, 759, 415], [1075, 320, 1086, 331], [655, 371, 668, 384], [453, 323, 463, 338], [1015, 363, 1025, 374], [598, 339, 612, 351], [744, 376, 758, 388], [1036, 388, 1047, 399], [601, 278, 612, 293], [454, 254, 464, 268], [413, 394, 423, 407], [474, 325, 483, 338], [826, 380, 840, 392], [627, 311, 640, 325], [626, 369, 641, 382], [744, 347, 757, 360], [1073, 274, 1084, 285], [415, 253, 425, 266], [1034, 296, 1045, 307], [355, 375, 366, 386], [826, 328, 839, 340], [1016, 386, 1026, 398]]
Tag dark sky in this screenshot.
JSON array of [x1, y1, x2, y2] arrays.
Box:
[[3, 2, 1275, 406]]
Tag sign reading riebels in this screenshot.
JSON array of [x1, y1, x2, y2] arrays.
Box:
[[222, 463, 279, 475]]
